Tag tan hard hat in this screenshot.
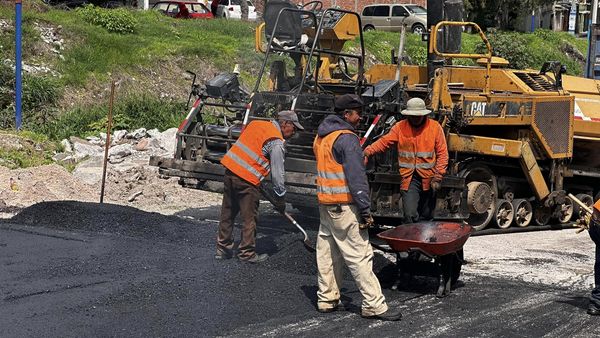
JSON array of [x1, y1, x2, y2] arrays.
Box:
[[401, 98, 431, 116]]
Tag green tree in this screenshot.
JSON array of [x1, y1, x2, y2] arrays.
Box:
[[464, 0, 554, 30]]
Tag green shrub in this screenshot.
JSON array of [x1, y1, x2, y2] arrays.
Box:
[[475, 29, 533, 70], [0, 62, 61, 129], [76, 5, 137, 34], [37, 94, 186, 140]]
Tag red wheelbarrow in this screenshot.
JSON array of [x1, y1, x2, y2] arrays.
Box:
[[376, 221, 472, 297]]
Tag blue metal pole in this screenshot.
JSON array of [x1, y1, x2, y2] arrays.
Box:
[[15, 0, 22, 130], [531, 11, 535, 33], [586, 19, 592, 77]]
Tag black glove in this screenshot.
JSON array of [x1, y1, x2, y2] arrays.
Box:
[[359, 213, 375, 229], [273, 197, 286, 214]]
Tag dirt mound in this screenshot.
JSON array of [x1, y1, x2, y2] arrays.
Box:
[[0, 164, 97, 217]]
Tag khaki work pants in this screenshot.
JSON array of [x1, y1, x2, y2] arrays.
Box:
[[316, 204, 388, 316]]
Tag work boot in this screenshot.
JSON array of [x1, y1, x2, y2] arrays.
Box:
[[317, 301, 344, 313], [588, 303, 600, 316], [214, 251, 233, 260], [362, 307, 403, 321], [239, 253, 268, 263]]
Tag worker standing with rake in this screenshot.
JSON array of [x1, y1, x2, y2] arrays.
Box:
[[313, 94, 402, 321]]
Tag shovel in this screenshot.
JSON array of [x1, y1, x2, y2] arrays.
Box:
[[260, 187, 316, 252], [568, 193, 593, 233]]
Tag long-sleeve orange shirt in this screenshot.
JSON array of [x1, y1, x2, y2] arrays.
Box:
[[364, 119, 448, 191]]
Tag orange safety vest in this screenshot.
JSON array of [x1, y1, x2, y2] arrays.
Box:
[[396, 119, 439, 191], [594, 199, 600, 213], [221, 120, 283, 186], [313, 130, 355, 204]]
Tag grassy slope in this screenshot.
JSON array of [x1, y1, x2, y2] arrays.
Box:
[[0, 4, 258, 87], [359, 29, 588, 75]]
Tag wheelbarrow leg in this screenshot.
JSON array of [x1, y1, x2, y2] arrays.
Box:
[[436, 254, 453, 298], [392, 252, 402, 291]]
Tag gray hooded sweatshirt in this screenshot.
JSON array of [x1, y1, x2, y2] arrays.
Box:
[[316, 114, 371, 215]]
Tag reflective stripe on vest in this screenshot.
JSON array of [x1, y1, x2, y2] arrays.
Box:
[[398, 151, 434, 158], [396, 119, 438, 189], [220, 120, 282, 186], [313, 129, 356, 204], [398, 162, 436, 169]]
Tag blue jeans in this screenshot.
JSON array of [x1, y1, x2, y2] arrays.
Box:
[[590, 221, 600, 307], [400, 176, 433, 224]]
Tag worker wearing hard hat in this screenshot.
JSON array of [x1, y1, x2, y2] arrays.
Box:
[[313, 94, 402, 321], [216, 110, 304, 263], [588, 199, 600, 315], [363, 97, 449, 223]]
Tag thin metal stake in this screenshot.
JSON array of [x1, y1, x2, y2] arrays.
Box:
[[100, 82, 116, 204]]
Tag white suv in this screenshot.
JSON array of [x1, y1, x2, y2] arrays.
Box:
[[216, 0, 257, 20]]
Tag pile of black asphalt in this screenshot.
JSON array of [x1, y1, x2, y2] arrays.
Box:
[[0, 201, 596, 337]]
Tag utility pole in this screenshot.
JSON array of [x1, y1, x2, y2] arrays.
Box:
[[15, 0, 22, 130]]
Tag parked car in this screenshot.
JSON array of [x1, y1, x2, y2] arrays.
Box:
[[361, 3, 427, 34], [152, 1, 213, 19], [215, 0, 257, 21]]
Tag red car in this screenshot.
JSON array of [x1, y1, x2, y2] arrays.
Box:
[[152, 1, 213, 19]]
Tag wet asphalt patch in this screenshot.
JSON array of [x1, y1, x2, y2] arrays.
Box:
[[1, 201, 597, 337]]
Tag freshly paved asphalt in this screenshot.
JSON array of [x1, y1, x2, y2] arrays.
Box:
[[0, 201, 597, 337]]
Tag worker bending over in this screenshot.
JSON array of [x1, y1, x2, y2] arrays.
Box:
[[364, 98, 448, 223], [313, 94, 402, 321], [216, 111, 304, 263]]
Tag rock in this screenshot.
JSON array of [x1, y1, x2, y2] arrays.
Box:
[[108, 143, 133, 162], [134, 138, 150, 152], [113, 130, 128, 143], [86, 136, 103, 146], [60, 139, 73, 153], [128, 128, 147, 140], [52, 152, 75, 164], [125, 172, 141, 183], [72, 155, 104, 185], [128, 191, 143, 202], [99, 132, 107, 143], [147, 128, 161, 138], [156, 128, 178, 153], [148, 138, 162, 149], [70, 137, 102, 160]]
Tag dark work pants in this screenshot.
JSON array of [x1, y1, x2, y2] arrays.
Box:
[[401, 176, 433, 224], [590, 221, 600, 307], [217, 170, 261, 260]]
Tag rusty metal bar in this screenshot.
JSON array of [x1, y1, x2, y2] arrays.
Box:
[[100, 82, 116, 204]]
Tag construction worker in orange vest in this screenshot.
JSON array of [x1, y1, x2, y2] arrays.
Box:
[[217, 111, 304, 263], [313, 94, 402, 321], [364, 97, 448, 223], [587, 199, 600, 315]]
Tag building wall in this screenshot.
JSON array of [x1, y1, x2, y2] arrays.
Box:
[[255, 0, 427, 15]]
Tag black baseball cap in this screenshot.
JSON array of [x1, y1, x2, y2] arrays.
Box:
[[334, 94, 363, 112]]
